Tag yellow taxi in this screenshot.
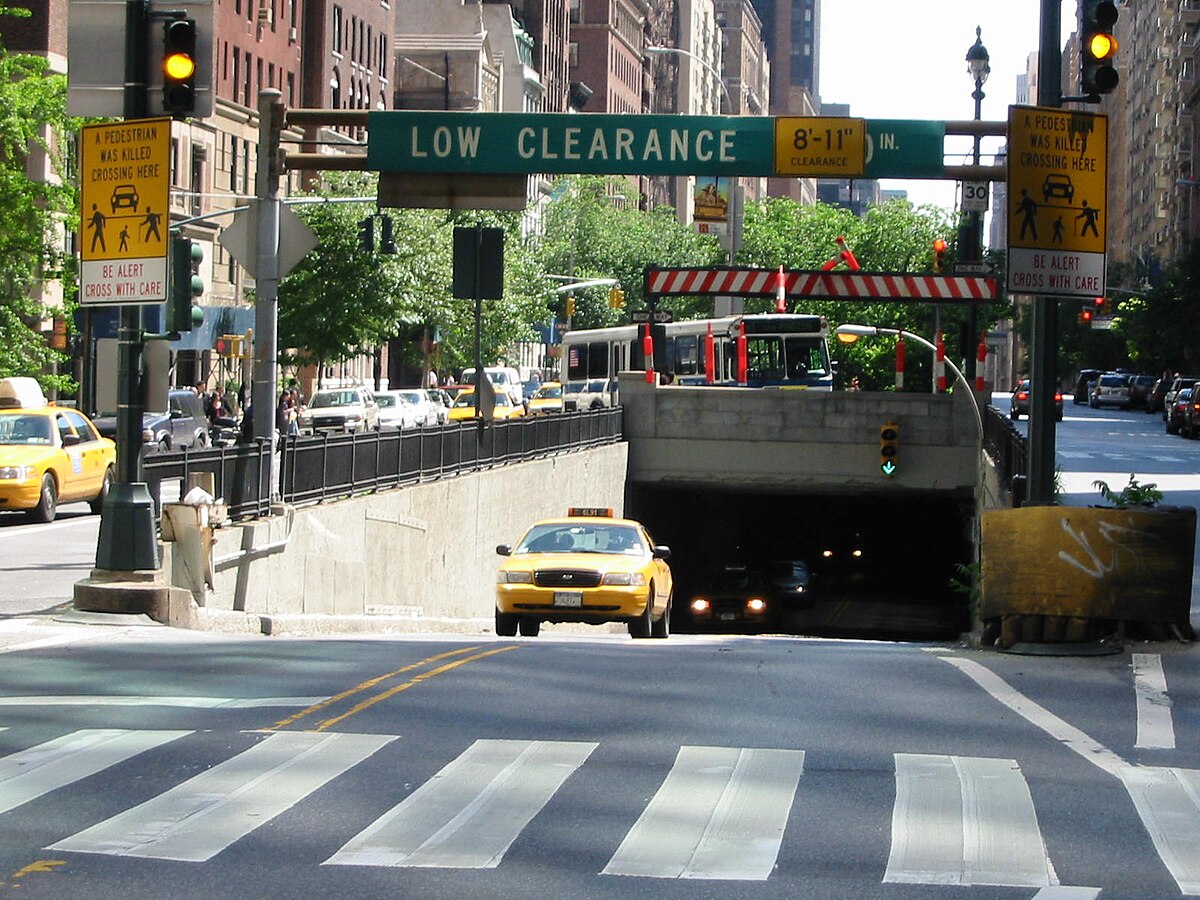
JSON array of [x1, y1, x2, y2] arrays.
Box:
[[0, 378, 117, 522], [447, 389, 526, 421], [495, 508, 673, 638], [527, 381, 564, 415]]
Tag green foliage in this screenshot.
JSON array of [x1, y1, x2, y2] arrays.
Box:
[[1092, 474, 1163, 508], [1110, 243, 1200, 375], [0, 22, 78, 391]]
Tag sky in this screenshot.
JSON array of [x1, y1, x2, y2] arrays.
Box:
[[819, 0, 1078, 214]]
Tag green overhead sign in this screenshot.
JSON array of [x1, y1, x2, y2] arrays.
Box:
[[367, 112, 947, 179]]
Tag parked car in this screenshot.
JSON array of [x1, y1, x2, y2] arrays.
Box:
[[1166, 387, 1193, 435], [1072, 368, 1102, 405], [564, 378, 616, 411], [1010, 379, 1063, 421], [528, 381, 564, 415], [374, 391, 424, 430], [93, 388, 210, 452], [447, 389, 525, 421], [1146, 376, 1171, 414], [459, 366, 524, 406], [1161, 376, 1199, 421], [425, 389, 452, 425], [1126, 374, 1158, 409], [1089, 373, 1131, 409], [298, 387, 379, 434], [1181, 390, 1200, 439]]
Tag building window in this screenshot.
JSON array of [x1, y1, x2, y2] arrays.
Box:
[[332, 5, 343, 54], [569, 0, 580, 24]]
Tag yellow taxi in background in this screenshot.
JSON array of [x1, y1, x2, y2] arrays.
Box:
[[495, 508, 673, 638], [447, 389, 526, 421], [527, 381, 564, 415], [0, 377, 117, 522]]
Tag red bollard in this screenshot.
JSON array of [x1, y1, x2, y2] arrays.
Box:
[[736, 321, 748, 385], [895, 337, 906, 391], [643, 324, 655, 384], [935, 330, 947, 393], [704, 323, 716, 384], [775, 265, 787, 313], [975, 331, 987, 391]]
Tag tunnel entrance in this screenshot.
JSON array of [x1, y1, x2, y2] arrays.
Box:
[[627, 484, 974, 641]]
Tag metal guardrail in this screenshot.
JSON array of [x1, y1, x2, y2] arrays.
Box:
[[982, 404, 1028, 502], [143, 408, 624, 522]]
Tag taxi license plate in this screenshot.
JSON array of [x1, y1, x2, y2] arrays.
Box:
[[553, 591, 583, 608]]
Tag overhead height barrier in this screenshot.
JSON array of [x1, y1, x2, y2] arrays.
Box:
[[644, 266, 999, 303]]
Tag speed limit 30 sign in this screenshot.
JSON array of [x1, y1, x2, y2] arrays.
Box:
[[961, 181, 989, 212]]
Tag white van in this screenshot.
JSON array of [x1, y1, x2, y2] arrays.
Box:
[[459, 366, 523, 406]]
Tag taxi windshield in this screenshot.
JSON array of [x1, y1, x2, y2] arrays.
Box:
[[0, 414, 54, 446], [516, 523, 643, 555]]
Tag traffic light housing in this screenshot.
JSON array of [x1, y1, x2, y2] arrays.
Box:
[[1081, 0, 1119, 96], [879, 421, 899, 477], [162, 17, 198, 116], [932, 239, 948, 273], [380, 215, 397, 255], [357, 216, 375, 252], [565, 295, 576, 318], [166, 237, 204, 334], [608, 287, 625, 309]]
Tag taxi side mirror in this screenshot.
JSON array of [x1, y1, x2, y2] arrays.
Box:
[[653, 545, 671, 561], [61, 432, 81, 447], [496, 545, 512, 556]]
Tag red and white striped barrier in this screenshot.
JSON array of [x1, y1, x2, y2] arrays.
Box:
[[645, 267, 998, 302], [642, 324, 655, 384], [935, 331, 947, 393], [975, 332, 987, 391], [895, 337, 905, 391]]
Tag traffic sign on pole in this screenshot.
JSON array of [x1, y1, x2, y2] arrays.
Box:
[[1006, 106, 1108, 297], [773, 117, 865, 177], [79, 118, 172, 305]]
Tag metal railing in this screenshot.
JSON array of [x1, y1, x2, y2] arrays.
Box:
[[982, 404, 1028, 502], [143, 408, 623, 521]]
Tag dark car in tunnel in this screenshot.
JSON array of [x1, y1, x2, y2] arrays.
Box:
[[686, 567, 776, 630]]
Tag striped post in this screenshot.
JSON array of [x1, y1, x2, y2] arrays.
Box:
[[975, 331, 988, 391], [642, 324, 655, 384], [935, 331, 947, 393], [704, 323, 716, 384], [895, 337, 906, 391], [736, 321, 748, 385], [775, 265, 787, 312]]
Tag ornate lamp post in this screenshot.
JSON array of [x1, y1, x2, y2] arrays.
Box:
[[964, 27, 990, 384]]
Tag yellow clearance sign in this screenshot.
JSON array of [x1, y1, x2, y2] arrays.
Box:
[[79, 118, 171, 305], [1007, 106, 1107, 297], [774, 117, 865, 177]]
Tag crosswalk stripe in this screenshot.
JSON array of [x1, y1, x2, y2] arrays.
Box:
[[1132, 653, 1176, 750], [602, 746, 804, 880], [884, 754, 1057, 887], [1119, 765, 1200, 894], [48, 731, 394, 861], [0, 729, 191, 816], [0, 696, 326, 708], [325, 738, 596, 868]]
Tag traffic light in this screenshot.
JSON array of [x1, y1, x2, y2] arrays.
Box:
[[1081, 0, 1119, 96], [380, 215, 397, 255], [166, 237, 204, 334], [215, 334, 243, 358], [162, 17, 198, 116], [1093, 296, 1107, 314], [879, 421, 899, 477], [608, 287, 625, 309], [357, 216, 375, 252], [565, 294, 576, 318], [932, 239, 948, 273], [1079, 306, 1094, 325]]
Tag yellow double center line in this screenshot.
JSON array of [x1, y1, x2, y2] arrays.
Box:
[[268, 644, 520, 733]]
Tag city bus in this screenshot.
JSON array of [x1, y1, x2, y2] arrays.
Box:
[[560, 313, 833, 405]]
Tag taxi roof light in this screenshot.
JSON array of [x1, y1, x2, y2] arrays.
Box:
[[568, 506, 614, 518]]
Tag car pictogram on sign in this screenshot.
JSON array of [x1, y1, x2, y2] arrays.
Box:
[[1041, 174, 1074, 204], [110, 184, 140, 213]]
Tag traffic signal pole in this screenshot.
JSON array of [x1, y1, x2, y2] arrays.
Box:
[[1026, 0, 1063, 506], [96, 0, 159, 571], [252, 90, 284, 498]]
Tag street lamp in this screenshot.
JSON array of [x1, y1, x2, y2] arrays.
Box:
[[964, 26, 990, 385], [644, 45, 732, 114], [834, 324, 983, 440]]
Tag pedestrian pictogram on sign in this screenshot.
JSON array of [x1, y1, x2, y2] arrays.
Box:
[[79, 118, 172, 305], [1007, 106, 1107, 298]]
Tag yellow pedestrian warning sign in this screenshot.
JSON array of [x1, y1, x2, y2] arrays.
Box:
[[1007, 106, 1108, 298], [79, 118, 171, 305]]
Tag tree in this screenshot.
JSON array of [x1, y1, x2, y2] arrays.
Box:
[[0, 13, 77, 391]]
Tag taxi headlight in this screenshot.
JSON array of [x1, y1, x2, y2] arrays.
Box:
[[142, 428, 155, 443], [497, 571, 532, 584], [0, 465, 36, 481], [690, 598, 710, 613], [602, 572, 647, 586]]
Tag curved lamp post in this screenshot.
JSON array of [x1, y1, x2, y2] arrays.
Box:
[[644, 45, 732, 114], [964, 27, 990, 384]]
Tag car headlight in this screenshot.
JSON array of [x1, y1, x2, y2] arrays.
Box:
[[142, 428, 155, 443], [690, 598, 711, 613], [602, 572, 647, 586], [497, 571, 532, 584], [0, 465, 36, 481], [746, 598, 768, 613], [346, 414, 363, 423]]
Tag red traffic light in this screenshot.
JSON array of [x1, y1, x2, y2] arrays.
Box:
[[1081, 308, 1093, 323], [932, 239, 948, 273]]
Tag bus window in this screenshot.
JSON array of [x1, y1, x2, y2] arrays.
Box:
[[746, 337, 785, 383], [566, 343, 589, 381], [674, 335, 698, 376]]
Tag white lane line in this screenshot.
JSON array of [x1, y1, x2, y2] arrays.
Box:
[[938, 657, 1128, 778], [1132, 653, 1176, 750], [0, 729, 191, 815], [0, 695, 327, 708], [1032, 888, 1101, 899], [49, 731, 394, 861], [1119, 766, 1200, 895], [884, 754, 1057, 888], [326, 738, 596, 869], [602, 745, 804, 880]]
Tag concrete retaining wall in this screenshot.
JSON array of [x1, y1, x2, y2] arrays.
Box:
[[166, 443, 628, 633]]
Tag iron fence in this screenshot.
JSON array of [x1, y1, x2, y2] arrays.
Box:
[[982, 404, 1028, 501], [142, 408, 623, 522]]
